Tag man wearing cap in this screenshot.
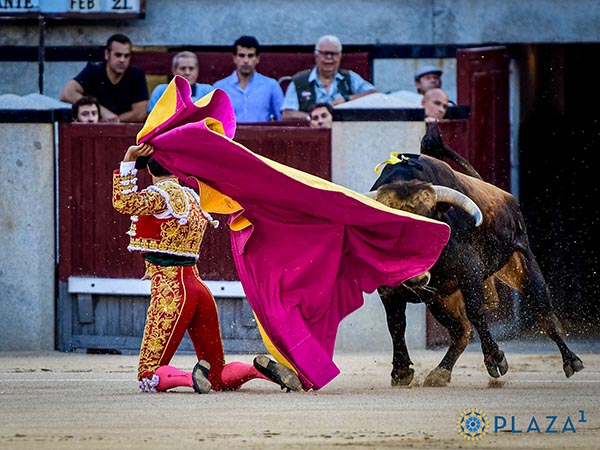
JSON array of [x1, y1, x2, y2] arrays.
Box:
[[414, 65, 443, 95]]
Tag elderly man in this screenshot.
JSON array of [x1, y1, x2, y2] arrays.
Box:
[[148, 51, 213, 112], [281, 35, 377, 121], [60, 34, 149, 123]]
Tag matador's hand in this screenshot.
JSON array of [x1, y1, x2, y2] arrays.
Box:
[[124, 143, 154, 162]]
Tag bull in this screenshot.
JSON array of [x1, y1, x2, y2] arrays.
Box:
[[369, 125, 584, 387]]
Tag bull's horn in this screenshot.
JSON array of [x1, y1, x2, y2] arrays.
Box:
[[432, 185, 483, 226], [363, 191, 378, 199]]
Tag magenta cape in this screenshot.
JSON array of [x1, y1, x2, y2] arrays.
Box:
[[137, 76, 450, 389]]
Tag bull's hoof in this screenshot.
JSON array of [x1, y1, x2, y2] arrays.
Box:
[[423, 368, 451, 387], [485, 351, 509, 378], [564, 357, 584, 378], [391, 367, 414, 387]]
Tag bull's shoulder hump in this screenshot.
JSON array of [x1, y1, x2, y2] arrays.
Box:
[[456, 172, 514, 203]]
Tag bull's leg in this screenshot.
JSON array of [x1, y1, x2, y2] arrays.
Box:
[[423, 293, 472, 387], [461, 283, 509, 378], [379, 287, 414, 386], [521, 255, 584, 377]]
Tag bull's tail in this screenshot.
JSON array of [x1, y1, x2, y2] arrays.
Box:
[[420, 122, 483, 180]]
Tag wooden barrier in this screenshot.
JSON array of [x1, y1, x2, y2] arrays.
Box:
[[58, 123, 331, 282], [56, 122, 331, 353], [457, 46, 510, 191]]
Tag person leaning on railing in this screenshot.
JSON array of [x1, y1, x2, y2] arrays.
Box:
[[60, 33, 149, 123]]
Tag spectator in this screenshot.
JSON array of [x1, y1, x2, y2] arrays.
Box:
[[60, 33, 149, 123], [281, 35, 377, 121], [309, 102, 334, 129], [414, 65, 443, 95], [148, 51, 213, 113], [422, 88, 449, 122], [213, 36, 283, 123], [72, 95, 100, 123]]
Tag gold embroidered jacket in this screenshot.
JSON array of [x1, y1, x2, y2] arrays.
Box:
[[112, 166, 207, 259]]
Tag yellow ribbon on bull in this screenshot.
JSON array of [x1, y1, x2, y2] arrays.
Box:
[[374, 151, 412, 174]]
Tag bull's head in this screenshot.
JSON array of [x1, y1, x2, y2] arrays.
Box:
[[366, 179, 482, 294], [365, 179, 483, 227]]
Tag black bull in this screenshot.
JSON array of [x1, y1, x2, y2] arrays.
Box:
[[370, 152, 584, 387]]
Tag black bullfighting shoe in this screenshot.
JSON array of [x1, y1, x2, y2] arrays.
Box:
[[192, 360, 212, 394], [253, 354, 303, 392]]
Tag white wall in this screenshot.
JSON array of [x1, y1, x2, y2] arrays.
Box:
[[331, 118, 428, 352], [2, 0, 598, 47], [1, 0, 597, 97]]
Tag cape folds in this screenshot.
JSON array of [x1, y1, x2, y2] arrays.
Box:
[[136, 76, 450, 390]]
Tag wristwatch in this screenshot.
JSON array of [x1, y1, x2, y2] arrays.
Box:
[[343, 94, 350, 102]]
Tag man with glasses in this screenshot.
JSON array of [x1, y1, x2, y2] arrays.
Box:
[[281, 35, 377, 121]]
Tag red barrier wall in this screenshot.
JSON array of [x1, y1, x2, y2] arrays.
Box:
[[58, 123, 331, 282]]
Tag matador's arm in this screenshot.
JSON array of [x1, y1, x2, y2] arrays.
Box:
[[112, 143, 167, 216]]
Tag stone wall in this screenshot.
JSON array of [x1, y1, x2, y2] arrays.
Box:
[[0, 122, 56, 350]]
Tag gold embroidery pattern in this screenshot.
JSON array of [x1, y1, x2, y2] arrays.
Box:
[[113, 172, 208, 257], [112, 171, 167, 216], [154, 180, 189, 217], [127, 204, 207, 257], [137, 263, 183, 379]]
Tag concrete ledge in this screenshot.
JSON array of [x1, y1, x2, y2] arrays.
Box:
[[0, 109, 71, 123], [333, 106, 469, 122], [67, 276, 245, 299]]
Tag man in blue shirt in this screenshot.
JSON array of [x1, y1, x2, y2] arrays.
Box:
[[148, 51, 213, 112], [281, 35, 377, 122], [213, 36, 284, 123]]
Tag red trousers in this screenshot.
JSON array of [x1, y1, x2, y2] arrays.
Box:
[[138, 262, 258, 390]]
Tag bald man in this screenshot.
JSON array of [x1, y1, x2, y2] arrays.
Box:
[[422, 88, 449, 122]]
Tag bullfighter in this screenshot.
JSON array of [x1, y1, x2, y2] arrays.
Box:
[[113, 142, 303, 393]]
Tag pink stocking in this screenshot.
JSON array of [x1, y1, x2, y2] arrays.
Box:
[[216, 362, 269, 391], [154, 365, 193, 391]]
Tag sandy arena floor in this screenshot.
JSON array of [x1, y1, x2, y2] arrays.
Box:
[[1, 346, 599, 449]]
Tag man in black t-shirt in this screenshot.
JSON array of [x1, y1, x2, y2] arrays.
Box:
[[60, 34, 149, 123]]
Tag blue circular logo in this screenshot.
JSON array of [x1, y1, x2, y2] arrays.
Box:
[[457, 408, 489, 441]]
